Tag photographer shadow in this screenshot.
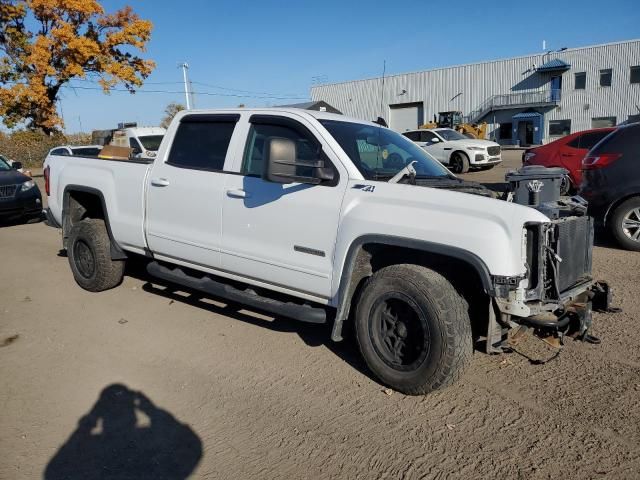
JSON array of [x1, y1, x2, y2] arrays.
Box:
[[44, 384, 202, 480]]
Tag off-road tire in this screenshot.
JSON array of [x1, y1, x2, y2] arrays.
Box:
[[67, 218, 125, 291], [450, 152, 470, 174], [355, 264, 473, 395], [610, 197, 640, 251]]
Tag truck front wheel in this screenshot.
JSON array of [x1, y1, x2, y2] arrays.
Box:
[[67, 218, 125, 291], [355, 264, 472, 395]]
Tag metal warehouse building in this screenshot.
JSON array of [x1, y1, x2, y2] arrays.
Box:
[[311, 39, 640, 146]]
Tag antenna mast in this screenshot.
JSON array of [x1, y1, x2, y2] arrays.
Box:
[[379, 60, 386, 118]]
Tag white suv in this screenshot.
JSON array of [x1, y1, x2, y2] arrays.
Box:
[[403, 128, 501, 173]]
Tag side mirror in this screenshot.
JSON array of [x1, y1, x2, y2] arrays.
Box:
[[430, 137, 440, 143], [264, 137, 335, 185], [11, 161, 22, 170]]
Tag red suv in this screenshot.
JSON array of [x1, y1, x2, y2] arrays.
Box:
[[522, 128, 614, 194]]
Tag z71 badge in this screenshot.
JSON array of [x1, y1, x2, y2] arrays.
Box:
[[353, 184, 376, 192]]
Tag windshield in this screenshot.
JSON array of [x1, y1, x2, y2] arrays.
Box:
[[138, 135, 163, 151], [0, 156, 10, 171], [436, 129, 468, 141], [320, 120, 452, 180]]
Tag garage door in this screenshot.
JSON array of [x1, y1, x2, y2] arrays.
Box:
[[389, 103, 424, 132]]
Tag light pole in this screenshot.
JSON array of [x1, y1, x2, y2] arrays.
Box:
[[179, 62, 191, 110]]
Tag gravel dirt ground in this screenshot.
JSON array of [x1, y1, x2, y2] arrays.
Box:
[[1, 151, 639, 479]]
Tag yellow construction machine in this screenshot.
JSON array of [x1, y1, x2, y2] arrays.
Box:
[[420, 111, 487, 139]]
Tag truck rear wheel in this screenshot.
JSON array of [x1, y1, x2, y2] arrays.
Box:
[[67, 219, 125, 291], [355, 264, 472, 395]]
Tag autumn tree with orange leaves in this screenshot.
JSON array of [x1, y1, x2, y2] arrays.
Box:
[[0, 0, 154, 134]]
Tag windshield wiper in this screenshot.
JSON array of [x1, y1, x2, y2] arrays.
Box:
[[388, 161, 417, 184]]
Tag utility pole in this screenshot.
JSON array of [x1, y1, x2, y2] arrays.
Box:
[[179, 62, 191, 110]]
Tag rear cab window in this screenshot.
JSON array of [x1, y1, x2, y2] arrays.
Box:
[[167, 115, 239, 171]]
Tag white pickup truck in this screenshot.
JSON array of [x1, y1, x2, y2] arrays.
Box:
[[43, 108, 607, 395]]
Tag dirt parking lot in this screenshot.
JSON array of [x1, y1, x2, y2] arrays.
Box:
[[1, 150, 639, 479]]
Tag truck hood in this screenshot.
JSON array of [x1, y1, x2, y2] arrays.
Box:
[[399, 176, 494, 197], [0, 169, 29, 186], [340, 179, 549, 277]]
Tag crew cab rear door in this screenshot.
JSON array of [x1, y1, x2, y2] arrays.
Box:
[[145, 114, 242, 268], [220, 114, 348, 300]]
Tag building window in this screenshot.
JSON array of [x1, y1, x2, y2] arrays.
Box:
[[600, 69, 612, 87], [499, 123, 512, 139], [574, 72, 586, 90], [549, 119, 571, 136], [631, 66, 640, 84], [591, 116, 616, 128]]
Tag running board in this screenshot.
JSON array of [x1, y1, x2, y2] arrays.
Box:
[[146, 261, 327, 324]]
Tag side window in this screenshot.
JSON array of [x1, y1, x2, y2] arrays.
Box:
[[167, 120, 237, 171], [129, 138, 142, 153], [579, 131, 611, 150], [241, 123, 319, 177], [403, 131, 419, 141], [567, 136, 581, 148], [419, 131, 437, 144], [73, 147, 101, 156]]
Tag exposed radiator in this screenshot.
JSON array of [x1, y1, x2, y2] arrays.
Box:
[[554, 216, 594, 292]]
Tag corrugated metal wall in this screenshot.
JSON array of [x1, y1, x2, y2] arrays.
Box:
[[311, 40, 640, 143]]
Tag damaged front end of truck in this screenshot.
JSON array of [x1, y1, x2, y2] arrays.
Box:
[[484, 167, 618, 356]]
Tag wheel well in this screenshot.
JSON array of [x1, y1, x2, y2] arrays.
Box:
[[338, 243, 489, 341], [604, 193, 640, 226], [65, 190, 105, 227], [452, 150, 469, 160], [62, 188, 126, 259]]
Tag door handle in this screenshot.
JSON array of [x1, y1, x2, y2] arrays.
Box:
[[226, 189, 250, 199], [151, 178, 170, 187]]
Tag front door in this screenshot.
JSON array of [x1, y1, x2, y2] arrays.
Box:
[[421, 131, 448, 163], [221, 115, 347, 299], [518, 121, 534, 146], [146, 114, 242, 268]]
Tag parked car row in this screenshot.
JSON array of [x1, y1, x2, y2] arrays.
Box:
[[522, 127, 614, 194], [580, 123, 640, 251], [522, 123, 639, 251], [402, 121, 639, 251]]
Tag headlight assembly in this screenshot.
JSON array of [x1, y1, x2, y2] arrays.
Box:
[[20, 180, 35, 192]]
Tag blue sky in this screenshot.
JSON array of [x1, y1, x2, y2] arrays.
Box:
[[57, 0, 640, 133]]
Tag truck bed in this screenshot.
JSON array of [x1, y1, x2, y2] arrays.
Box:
[[45, 154, 153, 255]]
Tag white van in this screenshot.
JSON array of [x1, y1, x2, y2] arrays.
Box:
[[110, 126, 166, 159]]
